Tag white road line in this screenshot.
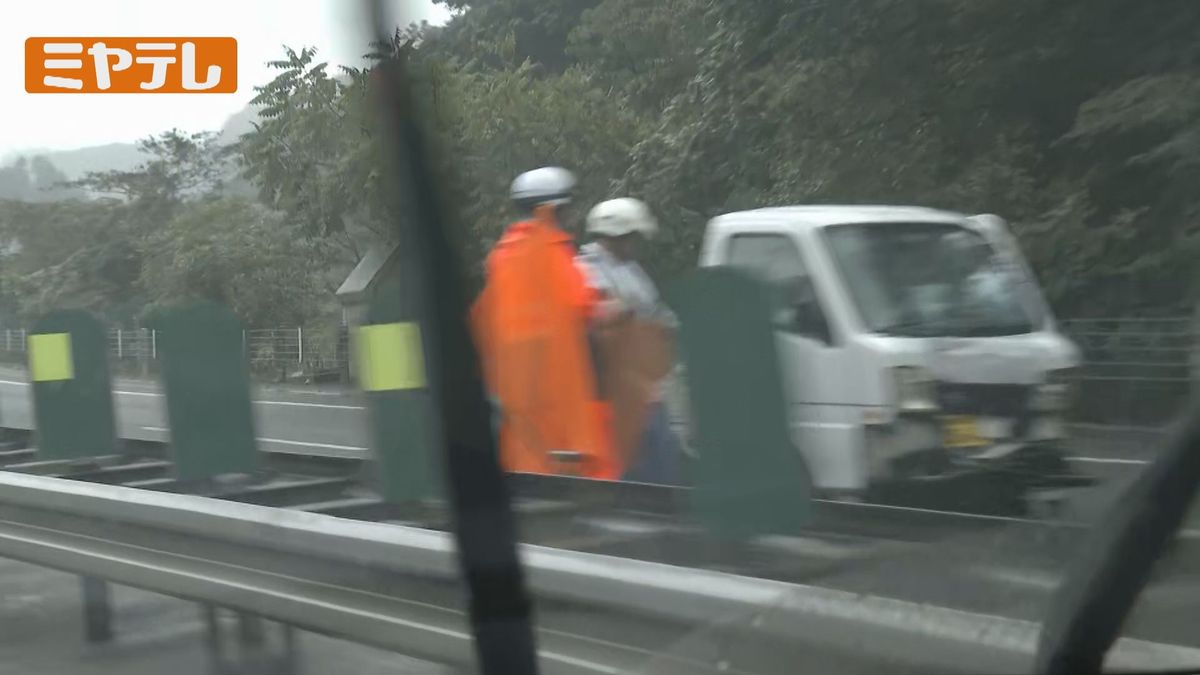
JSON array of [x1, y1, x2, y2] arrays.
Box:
[[0, 379, 364, 411], [253, 437, 367, 452], [252, 399, 364, 411], [971, 565, 1061, 591], [139, 426, 367, 452], [1065, 456, 1148, 465]]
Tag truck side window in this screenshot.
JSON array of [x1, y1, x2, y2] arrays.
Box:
[[726, 234, 833, 344]]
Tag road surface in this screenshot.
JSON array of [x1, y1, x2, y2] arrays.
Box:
[[0, 559, 447, 675], [0, 370, 370, 459]]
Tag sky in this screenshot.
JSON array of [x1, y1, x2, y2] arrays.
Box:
[[1, 0, 451, 158]]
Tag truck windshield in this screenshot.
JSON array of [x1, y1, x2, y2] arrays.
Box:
[[824, 221, 1039, 337]]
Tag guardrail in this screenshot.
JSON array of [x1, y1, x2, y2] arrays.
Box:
[[1, 469, 1198, 674]]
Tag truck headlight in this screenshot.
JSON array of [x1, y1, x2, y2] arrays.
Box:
[[893, 366, 938, 413], [1032, 367, 1077, 412]]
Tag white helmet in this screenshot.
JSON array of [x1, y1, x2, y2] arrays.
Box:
[[510, 167, 575, 211], [585, 198, 658, 238]]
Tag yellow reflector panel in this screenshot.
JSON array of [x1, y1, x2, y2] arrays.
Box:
[[354, 322, 426, 391], [29, 333, 74, 382]]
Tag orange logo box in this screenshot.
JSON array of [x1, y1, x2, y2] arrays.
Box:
[[25, 37, 237, 94]]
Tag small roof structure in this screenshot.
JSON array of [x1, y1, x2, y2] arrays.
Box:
[[336, 242, 401, 306]]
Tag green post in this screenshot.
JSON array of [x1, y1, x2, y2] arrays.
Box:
[[357, 276, 440, 502], [669, 268, 812, 538], [155, 303, 259, 481], [28, 309, 117, 460]]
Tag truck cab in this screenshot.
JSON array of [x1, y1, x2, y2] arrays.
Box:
[[697, 206, 1082, 497]]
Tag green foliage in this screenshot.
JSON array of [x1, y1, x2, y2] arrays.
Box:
[[9, 0, 1198, 330], [140, 198, 325, 328], [238, 29, 642, 286], [430, 62, 644, 267], [0, 198, 139, 324], [614, 0, 1200, 313], [0, 129, 326, 329], [241, 46, 390, 266], [428, 0, 601, 72], [237, 0, 1199, 315]]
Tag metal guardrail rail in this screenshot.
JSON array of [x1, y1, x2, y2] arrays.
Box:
[[1, 470, 1199, 674]]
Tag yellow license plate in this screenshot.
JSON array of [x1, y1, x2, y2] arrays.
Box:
[[942, 415, 987, 448]]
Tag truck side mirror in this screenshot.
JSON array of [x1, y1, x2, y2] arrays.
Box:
[[793, 297, 832, 344], [776, 276, 832, 345]]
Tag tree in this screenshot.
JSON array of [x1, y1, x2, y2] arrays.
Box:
[[240, 46, 388, 265], [71, 129, 235, 219], [0, 198, 137, 323], [233, 0, 1200, 318], [429, 0, 601, 73], [139, 198, 327, 328]]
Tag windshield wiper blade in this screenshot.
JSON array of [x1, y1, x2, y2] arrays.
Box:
[[1035, 404, 1200, 674], [366, 3, 538, 674]]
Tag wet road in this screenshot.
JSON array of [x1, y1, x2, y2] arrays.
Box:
[[0, 369, 370, 458]]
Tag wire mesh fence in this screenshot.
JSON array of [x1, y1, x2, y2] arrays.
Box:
[[0, 319, 1193, 424], [0, 326, 352, 384], [1060, 317, 1194, 427]]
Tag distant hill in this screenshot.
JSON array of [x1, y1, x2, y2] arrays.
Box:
[[218, 104, 260, 145], [1, 103, 260, 182], [34, 142, 147, 180]]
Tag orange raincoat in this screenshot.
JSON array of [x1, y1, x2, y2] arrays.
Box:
[[471, 207, 618, 479]]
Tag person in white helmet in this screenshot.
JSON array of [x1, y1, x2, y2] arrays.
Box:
[[470, 167, 619, 480], [576, 198, 672, 324], [576, 197, 682, 484]]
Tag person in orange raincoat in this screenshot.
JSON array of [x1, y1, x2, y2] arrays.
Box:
[[470, 167, 619, 479]]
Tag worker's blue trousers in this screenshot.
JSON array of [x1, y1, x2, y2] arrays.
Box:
[[621, 401, 682, 485]]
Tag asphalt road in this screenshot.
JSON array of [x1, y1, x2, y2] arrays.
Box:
[[0, 369, 371, 459], [0, 559, 448, 675]]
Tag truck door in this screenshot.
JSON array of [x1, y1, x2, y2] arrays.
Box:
[[723, 232, 866, 491]]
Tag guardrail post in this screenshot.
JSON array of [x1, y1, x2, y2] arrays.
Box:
[[670, 268, 812, 538], [237, 611, 265, 647], [116, 328, 123, 359], [28, 309, 118, 460], [202, 606, 296, 675], [156, 303, 259, 482], [80, 576, 113, 643], [297, 326, 303, 365], [358, 277, 440, 502], [151, 329, 157, 359]]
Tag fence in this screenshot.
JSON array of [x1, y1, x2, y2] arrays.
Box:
[[0, 326, 351, 384], [0, 319, 1194, 422], [1060, 317, 1194, 427]]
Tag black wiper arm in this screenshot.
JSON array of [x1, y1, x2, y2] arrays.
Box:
[[1035, 403, 1200, 674], [366, 3, 537, 674]]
